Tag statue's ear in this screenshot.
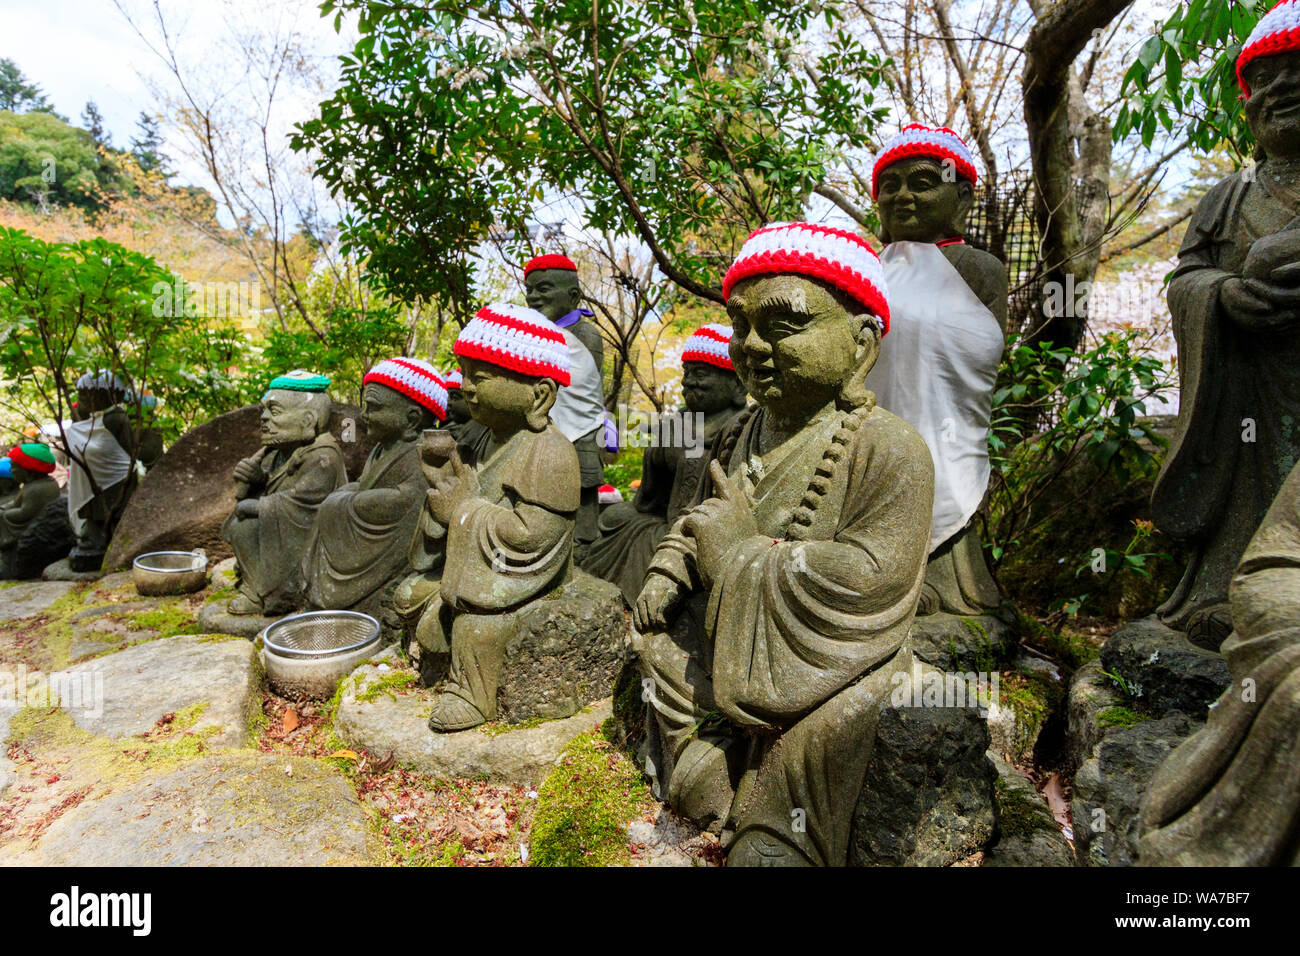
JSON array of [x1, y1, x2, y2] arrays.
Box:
[[838, 315, 882, 411], [952, 180, 975, 235], [404, 402, 425, 439], [527, 378, 558, 431]]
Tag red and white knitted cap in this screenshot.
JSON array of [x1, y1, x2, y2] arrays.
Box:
[[444, 368, 463, 390], [1238, 1, 1300, 96], [871, 123, 978, 199], [523, 254, 578, 276], [723, 222, 891, 334], [363, 358, 448, 421], [681, 324, 734, 370], [454, 303, 572, 386]]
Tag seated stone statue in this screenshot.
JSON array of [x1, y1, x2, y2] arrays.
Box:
[[64, 369, 141, 572], [411, 303, 580, 732], [440, 367, 488, 446], [523, 254, 607, 562], [0, 456, 17, 513], [1139, 456, 1300, 865], [632, 222, 934, 866], [582, 324, 748, 604], [302, 358, 447, 616], [221, 370, 346, 616], [0, 444, 62, 576], [1151, 28, 1300, 649], [865, 124, 1005, 615]]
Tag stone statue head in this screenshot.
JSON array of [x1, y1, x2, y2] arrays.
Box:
[[872, 124, 979, 243], [446, 388, 471, 425], [1242, 50, 1300, 161], [523, 254, 582, 324], [453, 304, 568, 434], [723, 223, 889, 417], [259, 371, 332, 449], [74, 368, 127, 416], [359, 358, 447, 444], [6, 444, 56, 485], [679, 324, 747, 415]]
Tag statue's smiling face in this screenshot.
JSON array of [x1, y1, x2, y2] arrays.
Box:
[[459, 357, 541, 432], [876, 157, 969, 243], [1245, 50, 1300, 159], [524, 269, 580, 323], [725, 275, 864, 415], [681, 361, 743, 414]]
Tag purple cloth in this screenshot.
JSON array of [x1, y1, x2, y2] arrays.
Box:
[[555, 307, 594, 330], [603, 412, 619, 453]]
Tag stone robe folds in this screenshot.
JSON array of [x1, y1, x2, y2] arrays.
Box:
[[302, 439, 426, 613], [222, 433, 346, 613], [1153, 169, 1300, 629], [1139, 459, 1300, 865], [637, 402, 933, 865]]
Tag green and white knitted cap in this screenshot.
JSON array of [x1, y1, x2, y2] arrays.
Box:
[[264, 370, 331, 398]]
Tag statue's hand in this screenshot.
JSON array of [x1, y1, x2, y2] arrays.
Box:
[[232, 458, 261, 485], [234, 498, 259, 519], [681, 461, 758, 583], [634, 572, 682, 632], [1242, 230, 1300, 281], [1224, 277, 1300, 329], [425, 449, 479, 525]]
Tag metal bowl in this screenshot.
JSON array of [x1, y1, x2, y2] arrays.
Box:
[[260, 610, 382, 700], [132, 550, 209, 596]]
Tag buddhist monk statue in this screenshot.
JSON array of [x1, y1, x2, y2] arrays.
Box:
[[222, 370, 346, 616], [865, 124, 1006, 616], [0, 443, 62, 578], [523, 254, 607, 562], [582, 324, 749, 604], [1152, 11, 1300, 650], [65, 369, 141, 572], [411, 304, 580, 732], [1139, 457, 1300, 865], [440, 367, 488, 446], [302, 359, 447, 616], [632, 222, 934, 866]]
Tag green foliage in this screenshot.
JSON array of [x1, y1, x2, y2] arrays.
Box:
[[987, 330, 1174, 566], [1097, 705, 1149, 729], [0, 109, 107, 211], [296, 0, 889, 312], [1114, 0, 1271, 160], [602, 443, 645, 501], [0, 228, 258, 441], [0, 57, 54, 114]]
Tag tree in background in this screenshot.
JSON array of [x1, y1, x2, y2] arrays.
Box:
[[0, 58, 55, 115], [130, 111, 172, 179]]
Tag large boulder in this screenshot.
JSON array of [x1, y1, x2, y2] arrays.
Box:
[[1099, 615, 1231, 719], [104, 403, 373, 570]]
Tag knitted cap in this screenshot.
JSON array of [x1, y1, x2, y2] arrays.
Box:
[[871, 123, 978, 200], [76, 368, 127, 393], [0, 457, 11, 479], [723, 222, 891, 333], [363, 358, 448, 421], [265, 370, 331, 393], [444, 368, 463, 390], [10, 443, 56, 474], [524, 254, 578, 276], [681, 324, 735, 370], [454, 304, 572, 386], [1237, 1, 1300, 96]]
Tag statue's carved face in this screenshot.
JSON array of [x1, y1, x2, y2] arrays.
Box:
[[1244, 51, 1300, 160], [681, 361, 745, 414], [9, 463, 34, 484], [259, 389, 320, 448], [446, 389, 471, 424], [362, 382, 421, 443], [459, 357, 558, 433], [876, 157, 972, 243], [726, 275, 878, 417], [524, 269, 581, 323]]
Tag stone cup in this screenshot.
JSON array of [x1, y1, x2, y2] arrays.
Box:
[[420, 429, 458, 469]]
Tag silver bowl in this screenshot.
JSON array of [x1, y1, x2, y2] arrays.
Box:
[[132, 550, 209, 596], [261, 610, 382, 700]]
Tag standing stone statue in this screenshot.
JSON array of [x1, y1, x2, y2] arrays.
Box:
[[866, 124, 1005, 615], [1139, 456, 1300, 865], [411, 304, 580, 732], [302, 359, 447, 616], [632, 223, 934, 866], [1153, 15, 1300, 649], [222, 371, 346, 616], [523, 254, 606, 561], [65, 370, 139, 572], [0, 444, 63, 577], [582, 324, 748, 604]]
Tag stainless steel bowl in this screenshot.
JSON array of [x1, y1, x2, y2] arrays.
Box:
[[132, 550, 209, 596], [261, 610, 380, 660]]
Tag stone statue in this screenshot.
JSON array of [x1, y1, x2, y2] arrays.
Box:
[[1152, 26, 1300, 649], [632, 222, 934, 866], [865, 124, 1006, 615], [581, 324, 748, 604], [523, 254, 607, 561], [441, 367, 488, 446], [64, 370, 141, 572], [221, 371, 346, 616], [0, 456, 17, 513], [0, 443, 62, 576], [302, 359, 447, 616], [1138, 456, 1300, 865], [411, 304, 580, 732]]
